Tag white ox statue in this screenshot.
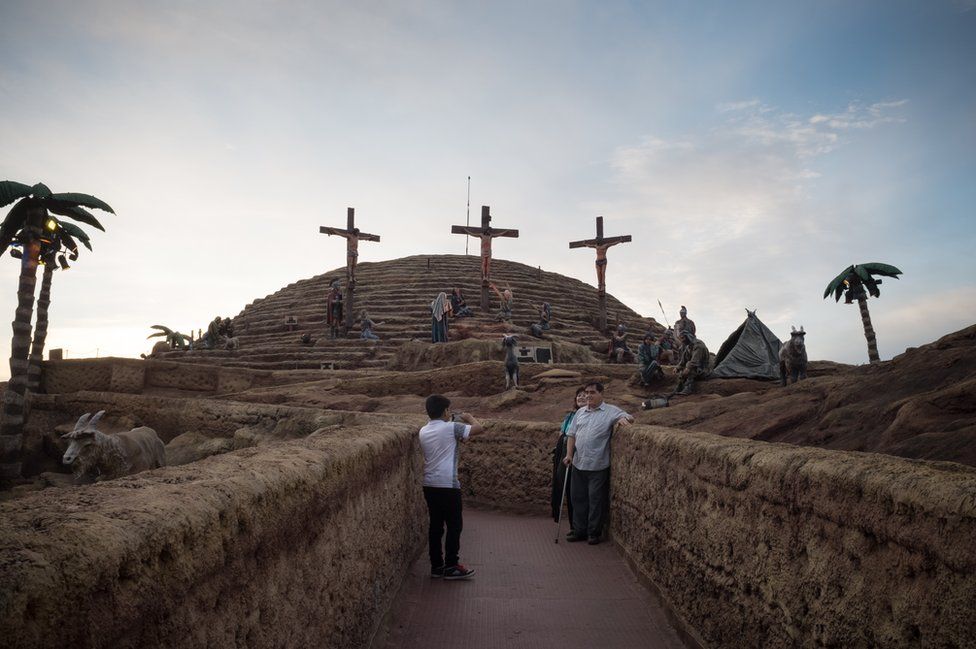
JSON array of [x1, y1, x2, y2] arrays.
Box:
[[62, 411, 166, 481]]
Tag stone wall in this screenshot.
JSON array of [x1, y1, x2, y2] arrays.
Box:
[[459, 419, 558, 510], [40, 358, 271, 395], [0, 421, 425, 649], [610, 426, 976, 649]]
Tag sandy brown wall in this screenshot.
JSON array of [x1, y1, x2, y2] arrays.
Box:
[[0, 422, 425, 649], [611, 426, 976, 649], [40, 359, 269, 395], [459, 419, 560, 510]]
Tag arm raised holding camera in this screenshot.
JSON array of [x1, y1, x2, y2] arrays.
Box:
[[454, 412, 486, 437]]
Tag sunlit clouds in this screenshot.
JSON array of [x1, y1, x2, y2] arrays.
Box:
[[0, 1, 974, 377]]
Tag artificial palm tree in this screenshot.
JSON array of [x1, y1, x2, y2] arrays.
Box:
[[0, 181, 112, 479], [26, 220, 93, 393], [823, 262, 903, 364], [147, 325, 191, 350]]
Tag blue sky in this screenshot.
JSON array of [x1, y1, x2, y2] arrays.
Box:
[[1, 0, 974, 377]]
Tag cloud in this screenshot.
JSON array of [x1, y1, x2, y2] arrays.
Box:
[[595, 98, 915, 364]]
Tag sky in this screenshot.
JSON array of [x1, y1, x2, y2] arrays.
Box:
[[1, 0, 974, 379]]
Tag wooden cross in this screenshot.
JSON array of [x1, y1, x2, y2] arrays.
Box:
[[451, 205, 519, 310], [319, 207, 380, 329], [569, 216, 632, 332]]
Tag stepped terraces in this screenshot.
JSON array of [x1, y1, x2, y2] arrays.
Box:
[[156, 255, 662, 371]]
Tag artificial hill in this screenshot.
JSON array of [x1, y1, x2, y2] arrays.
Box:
[[154, 254, 662, 371]]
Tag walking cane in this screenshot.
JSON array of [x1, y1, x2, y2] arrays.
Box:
[[554, 462, 571, 544]]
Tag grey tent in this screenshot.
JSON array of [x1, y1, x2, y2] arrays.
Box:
[[711, 310, 782, 380]]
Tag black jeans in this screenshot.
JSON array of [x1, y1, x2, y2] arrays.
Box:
[[570, 468, 610, 539], [423, 486, 463, 568]]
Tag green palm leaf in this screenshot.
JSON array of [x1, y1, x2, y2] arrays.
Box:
[[147, 332, 167, 339], [0, 202, 31, 256], [31, 183, 52, 199], [860, 262, 903, 278], [0, 181, 33, 208], [56, 221, 92, 246], [823, 264, 854, 301], [60, 232, 83, 254], [47, 203, 105, 231], [150, 325, 175, 334], [50, 192, 115, 214]]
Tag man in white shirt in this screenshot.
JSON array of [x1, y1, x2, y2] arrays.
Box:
[[562, 382, 634, 544], [419, 394, 485, 580]]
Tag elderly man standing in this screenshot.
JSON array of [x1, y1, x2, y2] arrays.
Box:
[[562, 382, 634, 544]]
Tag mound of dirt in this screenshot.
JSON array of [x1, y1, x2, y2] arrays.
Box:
[[636, 325, 976, 466]]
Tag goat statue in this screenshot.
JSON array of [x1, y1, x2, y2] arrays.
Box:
[[62, 411, 166, 481], [502, 335, 520, 390], [779, 326, 808, 386]]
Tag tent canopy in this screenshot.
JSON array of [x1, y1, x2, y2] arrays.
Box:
[[711, 310, 782, 380]]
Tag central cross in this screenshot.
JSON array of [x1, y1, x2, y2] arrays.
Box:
[[569, 216, 632, 332], [451, 205, 519, 310], [320, 207, 380, 329]]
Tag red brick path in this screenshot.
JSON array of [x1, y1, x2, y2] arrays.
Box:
[[376, 508, 687, 649]]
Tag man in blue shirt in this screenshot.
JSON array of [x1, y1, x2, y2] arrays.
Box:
[[562, 382, 634, 544]]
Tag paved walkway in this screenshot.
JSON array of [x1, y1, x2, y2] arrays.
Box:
[[377, 509, 687, 649]]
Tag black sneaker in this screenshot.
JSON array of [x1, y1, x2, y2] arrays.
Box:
[[565, 531, 584, 542], [587, 537, 601, 545], [431, 565, 445, 578], [442, 564, 476, 580]]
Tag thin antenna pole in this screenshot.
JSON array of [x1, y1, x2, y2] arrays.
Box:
[[465, 176, 471, 255]]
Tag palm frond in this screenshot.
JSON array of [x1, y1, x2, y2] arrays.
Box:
[[31, 183, 52, 199], [147, 332, 167, 339], [60, 232, 81, 254], [863, 274, 881, 298], [823, 264, 854, 301], [50, 192, 115, 214], [0, 181, 33, 209], [853, 265, 873, 284], [56, 220, 92, 245], [860, 262, 903, 279], [150, 325, 175, 334], [47, 203, 105, 231], [0, 201, 30, 257]]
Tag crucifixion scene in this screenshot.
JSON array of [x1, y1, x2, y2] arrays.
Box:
[[320, 207, 380, 329], [451, 205, 519, 310], [1, 3, 973, 649], [570, 216, 632, 332]]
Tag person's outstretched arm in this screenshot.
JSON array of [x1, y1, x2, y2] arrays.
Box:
[[457, 412, 485, 437]]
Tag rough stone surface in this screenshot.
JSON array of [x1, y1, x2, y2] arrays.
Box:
[[164, 431, 235, 466], [388, 338, 594, 371], [611, 425, 976, 649], [0, 421, 426, 649]]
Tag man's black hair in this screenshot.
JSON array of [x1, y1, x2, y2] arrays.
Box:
[[584, 381, 604, 393], [425, 394, 451, 419]]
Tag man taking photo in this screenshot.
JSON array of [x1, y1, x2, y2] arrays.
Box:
[[419, 394, 485, 579]]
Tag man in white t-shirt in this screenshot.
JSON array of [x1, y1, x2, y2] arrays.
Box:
[[419, 394, 485, 580]]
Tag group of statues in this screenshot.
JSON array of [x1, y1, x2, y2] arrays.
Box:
[[200, 316, 237, 350], [609, 305, 710, 396], [427, 285, 552, 345]]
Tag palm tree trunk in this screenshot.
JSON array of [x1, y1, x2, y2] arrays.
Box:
[[857, 296, 880, 364], [0, 237, 41, 479], [27, 264, 53, 394]]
